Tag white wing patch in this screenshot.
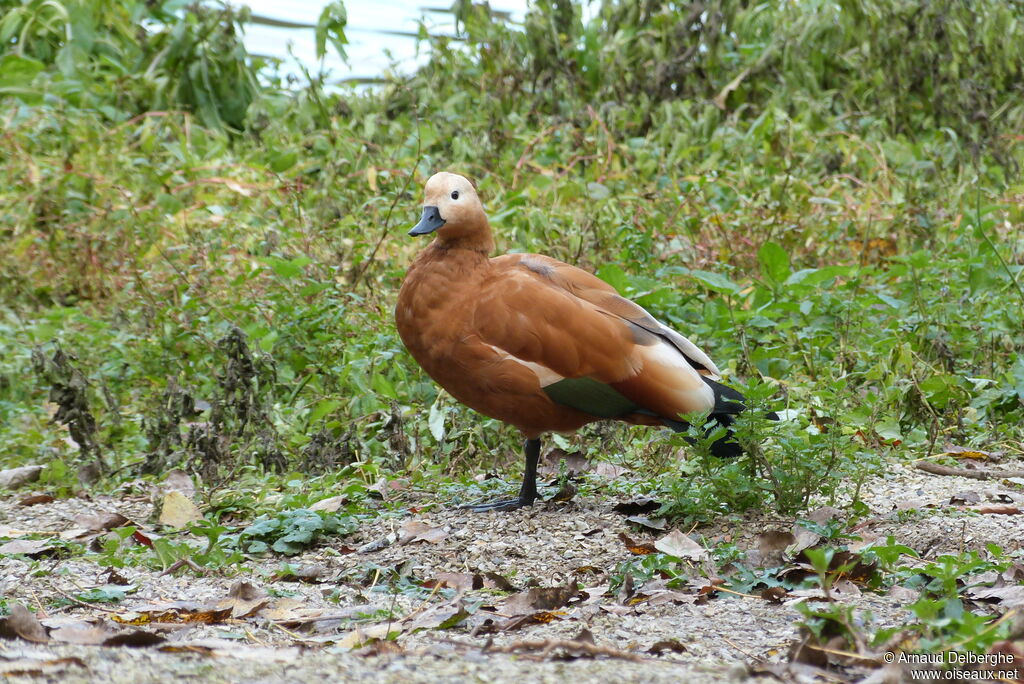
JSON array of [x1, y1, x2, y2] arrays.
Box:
[[639, 341, 717, 412], [657, 323, 722, 379], [483, 343, 564, 387]]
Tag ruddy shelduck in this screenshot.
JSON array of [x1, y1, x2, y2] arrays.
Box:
[[396, 172, 756, 511]]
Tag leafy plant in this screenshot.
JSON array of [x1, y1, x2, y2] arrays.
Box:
[[239, 508, 356, 555]]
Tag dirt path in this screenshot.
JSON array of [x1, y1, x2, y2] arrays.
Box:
[[1, 461, 1022, 682]]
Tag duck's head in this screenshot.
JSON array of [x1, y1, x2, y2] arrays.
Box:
[[409, 172, 492, 250]]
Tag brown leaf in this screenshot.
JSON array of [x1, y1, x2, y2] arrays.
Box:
[[612, 498, 660, 516], [50, 623, 116, 645], [538, 448, 591, 477], [398, 519, 447, 545], [431, 572, 480, 592], [950, 490, 983, 505], [73, 511, 129, 532], [112, 604, 232, 626], [761, 586, 789, 604], [228, 582, 266, 602], [499, 610, 566, 631], [0, 539, 54, 558], [309, 495, 347, 513], [967, 585, 1024, 609], [217, 582, 269, 619], [502, 585, 579, 616], [354, 640, 404, 657], [404, 601, 470, 633], [548, 481, 577, 503], [482, 571, 517, 592], [756, 530, 796, 566], [0, 604, 48, 643], [17, 494, 55, 506], [593, 462, 630, 478], [103, 630, 167, 648], [887, 585, 920, 602], [788, 506, 842, 556], [972, 505, 1021, 515], [648, 639, 687, 654], [618, 532, 656, 555], [831, 578, 862, 596], [162, 469, 196, 499], [105, 567, 130, 585], [654, 528, 709, 561]]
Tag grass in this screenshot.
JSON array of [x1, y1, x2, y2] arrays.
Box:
[[0, 0, 1022, 645]]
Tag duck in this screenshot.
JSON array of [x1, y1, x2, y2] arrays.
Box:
[[396, 172, 758, 512]]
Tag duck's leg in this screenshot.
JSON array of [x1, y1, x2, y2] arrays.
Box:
[[461, 438, 540, 512]]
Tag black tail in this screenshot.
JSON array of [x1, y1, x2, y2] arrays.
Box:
[[659, 377, 777, 458]]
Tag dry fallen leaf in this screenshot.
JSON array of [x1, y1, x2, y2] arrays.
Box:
[[612, 498, 661, 516], [787, 506, 842, 557], [502, 584, 579, 616], [761, 587, 789, 604], [113, 602, 231, 626], [73, 511, 130, 532], [309, 495, 347, 513], [0, 604, 49, 643], [217, 582, 269, 619], [162, 469, 196, 499], [754, 530, 797, 567], [333, 624, 400, 649], [49, 623, 117, 645], [618, 532, 656, 555], [158, 490, 202, 528], [398, 519, 447, 545], [403, 600, 470, 633], [654, 528, 709, 562], [538, 448, 591, 477], [0, 539, 54, 558], [648, 638, 687, 654], [430, 572, 480, 592], [17, 494, 55, 506], [967, 585, 1024, 609], [103, 630, 167, 648], [972, 505, 1021, 515]]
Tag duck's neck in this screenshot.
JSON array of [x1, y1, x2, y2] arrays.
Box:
[[434, 222, 495, 254]]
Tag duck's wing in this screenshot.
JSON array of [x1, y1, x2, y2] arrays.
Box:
[[472, 254, 725, 421]]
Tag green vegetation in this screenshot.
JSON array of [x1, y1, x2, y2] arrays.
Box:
[[1, 0, 1022, 549]]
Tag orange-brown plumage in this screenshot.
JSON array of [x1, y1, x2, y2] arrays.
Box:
[[396, 172, 748, 511]]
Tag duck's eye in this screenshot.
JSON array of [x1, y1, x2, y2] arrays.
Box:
[[451, 191, 459, 200]]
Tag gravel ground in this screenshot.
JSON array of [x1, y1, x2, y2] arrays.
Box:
[[1, 459, 1022, 683]]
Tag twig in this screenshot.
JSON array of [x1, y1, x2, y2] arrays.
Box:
[[721, 636, 761, 662], [159, 558, 210, 576], [915, 461, 1024, 480]]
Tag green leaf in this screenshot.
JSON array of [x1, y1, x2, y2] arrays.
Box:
[[316, 1, 349, 61], [269, 150, 298, 173], [0, 55, 45, 87], [309, 399, 342, 425], [688, 270, 739, 294], [757, 241, 791, 284]]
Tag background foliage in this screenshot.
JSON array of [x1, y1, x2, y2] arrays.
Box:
[[1, 0, 1022, 521]]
